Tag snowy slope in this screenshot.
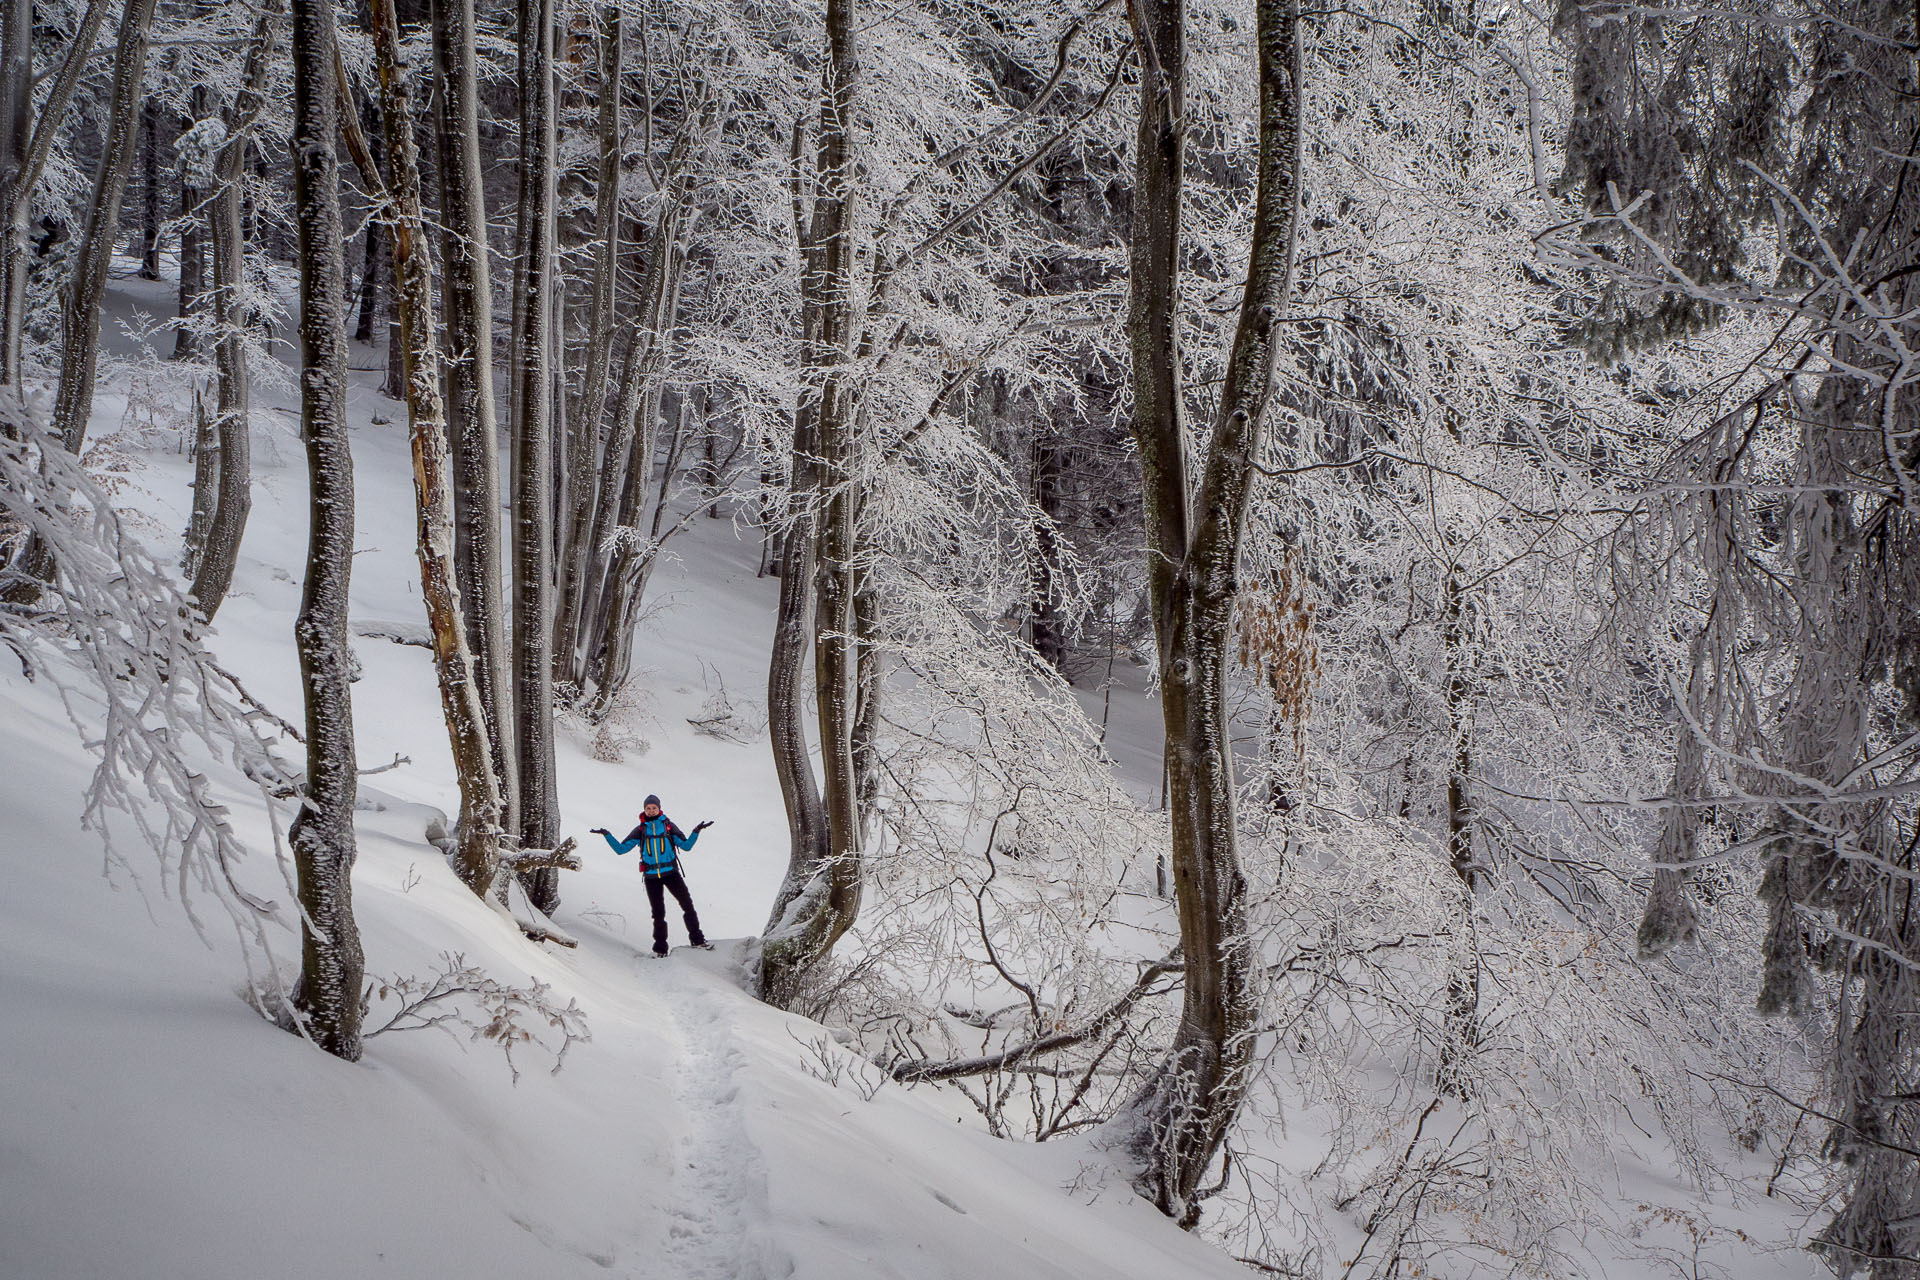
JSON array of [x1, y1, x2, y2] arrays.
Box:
[[0, 269, 1249, 1280]]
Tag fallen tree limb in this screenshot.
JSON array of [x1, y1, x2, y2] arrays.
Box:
[[891, 956, 1183, 1083]]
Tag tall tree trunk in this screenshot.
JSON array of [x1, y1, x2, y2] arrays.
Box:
[[0, 0, 30, 390], [1030, 426, 1066, 669], [1, 0, 161, 602], [287, 0, 365, 1061], [354, 224, 382, 344], [1436, 560, 1479, 1093], [511, 0, 560, 908], [757, 419, 828, 1000], [430, 0, 515, 833], [1122, 0, 1302, 1226], [354, 149, 383, 346], [187, 18, 273, 622], [1, 0, 110, 389], [552, 5, 623, 687], [757, 0, 864, 1007], [183, 385, 215, 573], [174, 124, 206, 362], [137, 98, 160, 280], [369, 0, 504, 896], [580, 134, 697, 708], [49, 0, 160, 456], [1637, 626, 1712, 959]]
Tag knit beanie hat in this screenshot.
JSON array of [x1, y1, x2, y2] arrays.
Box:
[[644, 794, 662, 808]]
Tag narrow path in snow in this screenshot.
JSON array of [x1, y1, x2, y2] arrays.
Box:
[[651, 948, 785, 1280]]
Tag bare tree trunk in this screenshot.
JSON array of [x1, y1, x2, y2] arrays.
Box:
[[580, 140, 698, 704], [757, 0, 864, 1007], [0, 0, 30, 390], [49, 0, 159, 457], [182, 384, 215, 572], [1122, 0, 1302, 1226], [137, 99, 160, 280], [1030, 426, 1066, 669], [174, 134, 206, 361], [353, 91, 385, 352], [369, 0, 504, 896], [357, 220, 382, 343], [430, 0, 515, 832], [1637, 627, 1712, 959], [1, 0, 110, 389], [511, 0, 560, 908], [757, 424, 828, 996], [287, 0, 365, 1061], [1435, 560, 1479, 1093], [187, 17, 273, 622], [552, 4, 622, 687], [0, 0, 162, 601]]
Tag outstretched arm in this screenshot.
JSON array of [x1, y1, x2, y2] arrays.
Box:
[[598, 828, 639, 855], [672, 821, 711, 852]]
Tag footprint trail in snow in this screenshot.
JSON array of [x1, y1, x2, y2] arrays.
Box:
[[652, 950, 785, 1280]]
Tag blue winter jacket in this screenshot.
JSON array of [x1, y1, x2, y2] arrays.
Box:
[[602, 815, 698, 878]]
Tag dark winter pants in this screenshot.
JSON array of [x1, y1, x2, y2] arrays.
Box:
[[645, 869, 705, 954]]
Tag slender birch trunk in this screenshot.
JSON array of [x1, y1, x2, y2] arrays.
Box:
[[287, 0, 365, 1061], [1122, 0, 1302, 1225], [430, 0, 515, 832], [369, 0, 504, 896]]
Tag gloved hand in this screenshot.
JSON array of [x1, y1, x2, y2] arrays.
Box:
[[590, 827, 609, 836], [693, 820, 714, 834]]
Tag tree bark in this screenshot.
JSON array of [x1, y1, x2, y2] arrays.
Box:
[[1122, 0, 1302, 1226], [430, 0, 516, 833], [369, 0, 504, 897], [1436, 560, 1479, 1093], [183, 386, 215, 574], [50, 0, 160, 456], [137, 99, 161, 280], [757, 0, 865, 1007], [174, 125, 206, 362], [0, 0, 111, 389], [580, 135, 698, 707], [187, 18, 273, 622], [511, 0, 560, 908], [354, 95, 384, 348], [1030, 426, 1066, 669], [552, 5, 623, 687], [287, 0, 365, 1061], [0, 0, 161, 602]]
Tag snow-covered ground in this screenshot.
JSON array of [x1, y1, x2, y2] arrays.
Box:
[[0, 269, 1252, 1280], [1, 268, 1829, 1280]]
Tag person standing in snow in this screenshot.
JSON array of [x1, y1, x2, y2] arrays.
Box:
[[592, 795, 714, 957]]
